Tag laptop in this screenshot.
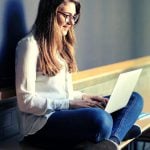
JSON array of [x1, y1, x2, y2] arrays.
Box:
[[105, 68, 142, 113]]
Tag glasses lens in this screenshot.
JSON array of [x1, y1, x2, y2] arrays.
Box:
[[74, 14, 79, 24], [65, 16, 70, 23]]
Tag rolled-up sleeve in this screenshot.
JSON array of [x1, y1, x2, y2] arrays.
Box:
[[73, 90, 85, 100]]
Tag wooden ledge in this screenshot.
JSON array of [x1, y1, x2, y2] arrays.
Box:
[[72, 56, 150, 83]]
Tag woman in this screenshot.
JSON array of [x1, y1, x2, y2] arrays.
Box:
[[15, 0, 143, 149]]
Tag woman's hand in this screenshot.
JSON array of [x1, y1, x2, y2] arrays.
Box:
[[83, 95, 108, 109], [69, 94, 108, 109]]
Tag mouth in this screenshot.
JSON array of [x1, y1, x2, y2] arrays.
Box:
[[63, 25, 70, 29], [61, 25, 70, 35]]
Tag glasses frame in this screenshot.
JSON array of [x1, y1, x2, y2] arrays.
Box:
[[57, 11, 79, 25]]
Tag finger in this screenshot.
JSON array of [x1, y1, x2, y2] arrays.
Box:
[[91, 96, 107, 103], [91, 95, 105, 100], [104, 98, 109, 103], [97, 103, 105, 109], [98, 97, 109, 104], [90, 101, 104, 108], [86, 100, 97, 107], [93, 100, 106, 109]]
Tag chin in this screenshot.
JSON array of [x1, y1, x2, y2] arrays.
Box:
[[61, 28, 69, 36], [62, 31, 68, 36]]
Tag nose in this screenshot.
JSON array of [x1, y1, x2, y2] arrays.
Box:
[[66, 18, 75, 25]]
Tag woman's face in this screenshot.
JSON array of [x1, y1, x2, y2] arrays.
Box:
[[57, 2, 76, 36]]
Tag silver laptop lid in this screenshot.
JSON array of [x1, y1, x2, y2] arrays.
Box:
[[105, 68, 142, 113]]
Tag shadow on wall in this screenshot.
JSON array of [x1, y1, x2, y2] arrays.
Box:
[[0, 0, 27, 89]]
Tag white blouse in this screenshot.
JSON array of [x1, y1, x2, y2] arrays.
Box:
[[15, 32, 83, 138]]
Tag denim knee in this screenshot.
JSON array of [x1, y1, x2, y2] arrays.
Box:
[[132, 92, 144, 112], [87, 108, 113, 142]]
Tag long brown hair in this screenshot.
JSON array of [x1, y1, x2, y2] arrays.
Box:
[[33, 0, 81, 76]]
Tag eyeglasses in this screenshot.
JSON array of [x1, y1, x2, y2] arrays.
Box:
[[57, 11, 79, 25]]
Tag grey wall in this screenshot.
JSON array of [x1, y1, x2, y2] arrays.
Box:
[[0, 0, 150, 74], [75, 0, 150, 70]]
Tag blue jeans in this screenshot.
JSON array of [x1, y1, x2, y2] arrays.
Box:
[[24, 92, 143, 146]]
